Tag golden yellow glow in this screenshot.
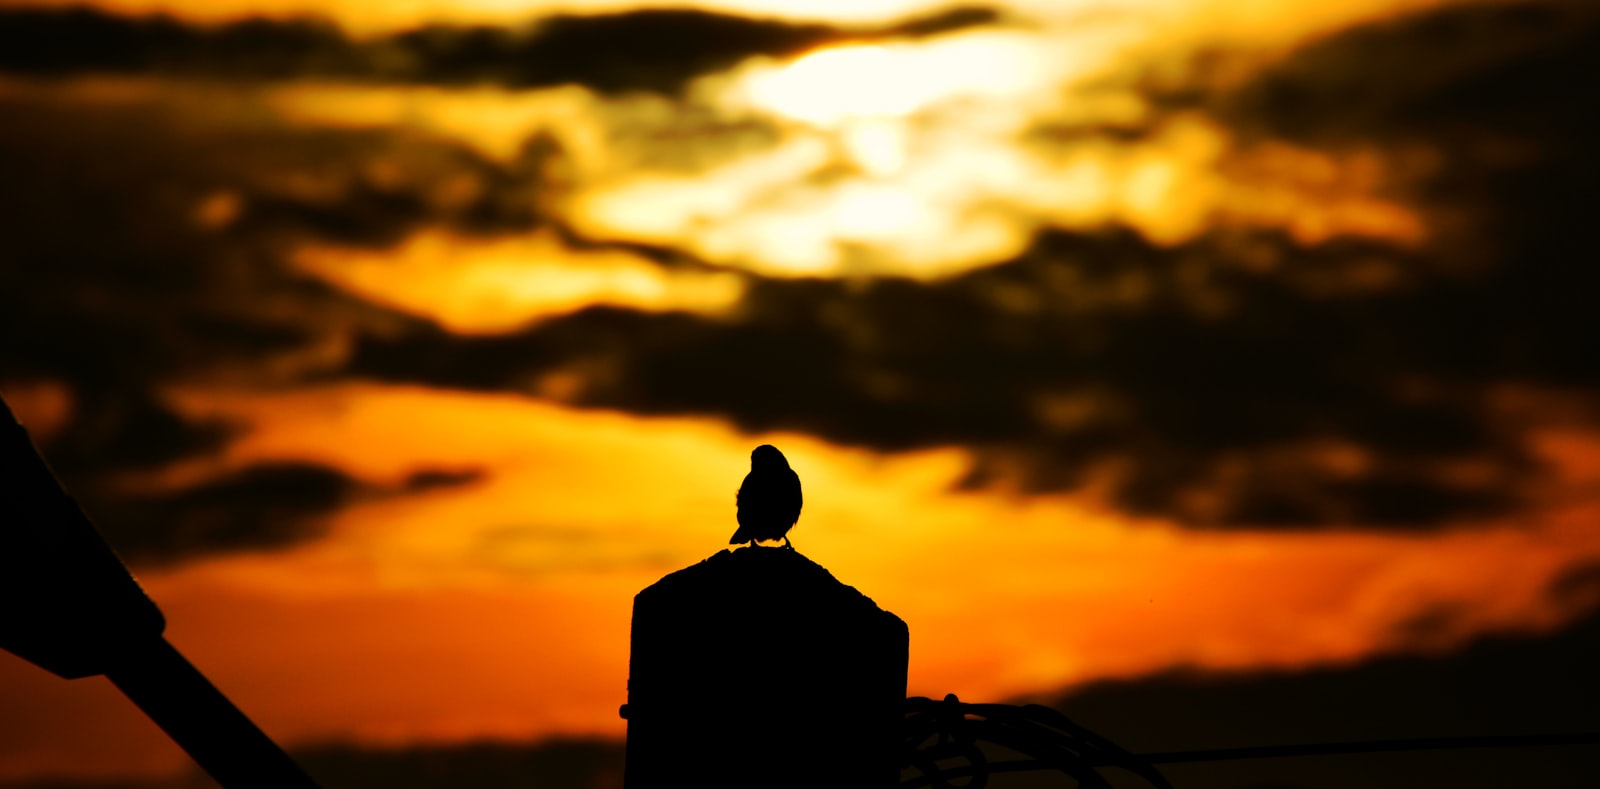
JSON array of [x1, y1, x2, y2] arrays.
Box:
[[743, 45, 913, 124], [293, 231, 745, 333], [574, 108, 1426, 277], [842, 118, 908, 177], [269, 84, 611, 164], [826, 182, 926, 241], [571, 136, 845, 274], [730, 34, 1061, 127], [548, 14, 1438, 277]]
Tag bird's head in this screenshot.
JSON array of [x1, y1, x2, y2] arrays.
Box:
[[750, 444, 790, 470]]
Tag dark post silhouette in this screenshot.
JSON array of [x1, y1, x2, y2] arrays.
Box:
[[623, 546, 909, 788], [0, 396, 319, 788]]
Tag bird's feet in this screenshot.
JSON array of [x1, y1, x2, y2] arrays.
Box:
[[782, 536, 794, 551]]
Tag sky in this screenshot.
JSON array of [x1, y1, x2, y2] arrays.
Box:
[[0, 0, 1598, 786]]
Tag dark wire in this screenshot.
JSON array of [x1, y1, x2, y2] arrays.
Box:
[[902, 694, 1172, 789], [901, 694, 1600, 789], [1136, 731, 1600, 765]]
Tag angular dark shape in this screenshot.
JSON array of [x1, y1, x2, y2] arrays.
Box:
[[0, 393, 164, 680], [624, 548, 908, 788], [0, 396, 319, 788]]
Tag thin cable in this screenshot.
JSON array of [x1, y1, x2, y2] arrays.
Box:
[[902, 695, 1600, 788], [1136, 731, 1600, 765]]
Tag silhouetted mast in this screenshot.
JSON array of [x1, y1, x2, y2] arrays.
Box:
[[0, 395, 319, 789]]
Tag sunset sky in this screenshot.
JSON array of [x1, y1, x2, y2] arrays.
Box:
[[1, 0, 1598, 786]]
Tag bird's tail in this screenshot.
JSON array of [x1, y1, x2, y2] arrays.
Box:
[[728, 526, 753, 545]]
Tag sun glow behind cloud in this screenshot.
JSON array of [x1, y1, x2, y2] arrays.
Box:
[[729, 35, 1063, 127], [549, 15, 1429, 277], [571, 110, 1425, 277], [2, 0, 1593, 783]]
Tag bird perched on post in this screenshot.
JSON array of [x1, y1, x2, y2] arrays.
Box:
[[730, 445, 803, 549]]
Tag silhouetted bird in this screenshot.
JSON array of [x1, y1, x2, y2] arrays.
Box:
[[730, 445, 802, 549]]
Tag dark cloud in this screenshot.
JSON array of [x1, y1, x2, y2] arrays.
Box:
[[398, 467, 487, 494], [368, 10, 840, 95], [878, 5, 1003, 38], [1221, 0, 1600, 145], [0, 77, 557, 374], [70, 462, 485, 565], [1045, 603, 1600, 789], [0, 90, 433, 472], [341, 226, 1533, 528], [1546, 561, 1600, 612], [0, 83, 527, 562], [0, 9, 350, 79], [335, 0, 1600, 529], [81, 462, 366, 563], [0, 6, 1002, 94]]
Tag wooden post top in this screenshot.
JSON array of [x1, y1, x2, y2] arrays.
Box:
[[625, 547, 909, 789]]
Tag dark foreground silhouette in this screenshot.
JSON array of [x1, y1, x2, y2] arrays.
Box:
[[0, 396, 319, 788], [625, 545, 908, 788]]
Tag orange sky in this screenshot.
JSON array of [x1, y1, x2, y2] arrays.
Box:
[[2, 0, 1597, 784], [4, 384, 1600, 781]]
